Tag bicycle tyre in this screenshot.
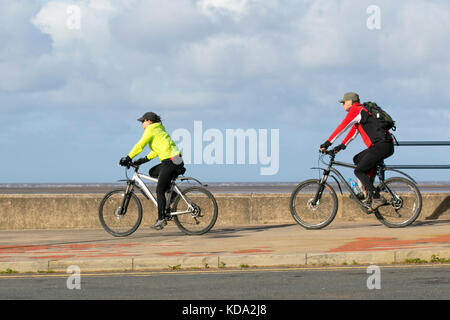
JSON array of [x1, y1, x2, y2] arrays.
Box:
[[98, 189, 143, 237], [172, 186, 218, 235], [375, 177, 422, 228], [289, 179, 338, 230]]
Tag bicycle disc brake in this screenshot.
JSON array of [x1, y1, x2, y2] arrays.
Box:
[[114, 207, 125, 219], [307, 198, 319, 210]]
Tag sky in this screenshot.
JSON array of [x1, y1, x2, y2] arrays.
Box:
[[1, 0, 449, 183]]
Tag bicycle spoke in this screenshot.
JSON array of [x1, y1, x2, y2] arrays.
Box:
[[290, 180, 338, 229], [376, 177, 422, 228], [173, 186, 218, 235], [99, 189, 142, 237]]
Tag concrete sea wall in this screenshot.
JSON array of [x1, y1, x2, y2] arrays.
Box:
[[0, 193, 448, 230]]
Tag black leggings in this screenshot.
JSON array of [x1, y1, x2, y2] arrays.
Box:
[[149, 159, 185, 220], [353, 141, 394, 196]]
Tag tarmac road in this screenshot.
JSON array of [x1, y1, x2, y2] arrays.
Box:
[[0, 264, 449, 300]]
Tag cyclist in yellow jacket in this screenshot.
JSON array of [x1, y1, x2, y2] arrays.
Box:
[[119, 112, 184, 230]]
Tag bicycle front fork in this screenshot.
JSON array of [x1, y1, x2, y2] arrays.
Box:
[[118, 182, 134, 215], [313, 171, 329, 205]]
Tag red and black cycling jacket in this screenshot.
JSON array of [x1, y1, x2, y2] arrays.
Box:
[[327, 102, 393, 148]]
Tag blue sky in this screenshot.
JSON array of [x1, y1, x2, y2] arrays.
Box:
[[1, 0, 449, 183]]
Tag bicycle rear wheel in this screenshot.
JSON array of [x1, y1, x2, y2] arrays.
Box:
[[98, 189, 142, 237], [375, 177, 422, 228], [172, 186, 218, 235], [289, 179, 338, 229]]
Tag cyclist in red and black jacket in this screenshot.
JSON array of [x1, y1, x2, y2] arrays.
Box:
[[319, 92, 394, 211]]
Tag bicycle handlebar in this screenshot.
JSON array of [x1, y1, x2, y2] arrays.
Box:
[[118, 162, 140, 170], [318, 149, 337, 167], [320, 149, 339, 157]]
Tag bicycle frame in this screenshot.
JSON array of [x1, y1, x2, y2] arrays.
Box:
[[312, 158, 366, 208], [319, 166, 359, 197], [124, 167, 194, 217], [312, 152, 417, 212]]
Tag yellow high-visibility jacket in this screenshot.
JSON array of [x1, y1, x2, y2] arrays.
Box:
[[128, 123, 180, 161]]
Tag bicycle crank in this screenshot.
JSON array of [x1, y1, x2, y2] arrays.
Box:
[[391, 196, 403, 210], [190, 204, 202, 218]]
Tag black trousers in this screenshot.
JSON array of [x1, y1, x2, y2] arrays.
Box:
[[353, 141, 394, 196], [149, 159, 185, 220]]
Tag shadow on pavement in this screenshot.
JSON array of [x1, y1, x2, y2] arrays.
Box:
[[205, 224, 296, 238], [426, 196, 450, 220]]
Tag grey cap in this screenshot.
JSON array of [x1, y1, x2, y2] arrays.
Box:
[[339, 92, 360, 103]]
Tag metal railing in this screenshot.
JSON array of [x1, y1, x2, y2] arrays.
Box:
[[396, 141, 450, 146], [390, 141, 450, 169]]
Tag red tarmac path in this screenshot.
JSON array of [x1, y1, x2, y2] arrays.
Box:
[[0, 220, 449, 272]]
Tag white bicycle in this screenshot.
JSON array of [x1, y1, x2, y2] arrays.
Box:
[[99, 163, 218, 237]]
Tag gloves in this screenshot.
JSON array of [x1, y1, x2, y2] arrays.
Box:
[[133, 157, 150, 165], [331, 143, 346, 154], [320, 140, 331, 150], [119, 156, 132, 166]]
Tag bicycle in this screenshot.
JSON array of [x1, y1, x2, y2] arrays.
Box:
[[99, 163, 218, 237], [289, 150, 422, 229]]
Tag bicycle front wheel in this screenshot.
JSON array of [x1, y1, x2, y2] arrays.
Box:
[[376, 177, 422, 228], [173, 186, 218, 235], [289, 179, 338, 229], [98, 189, 142, 237]]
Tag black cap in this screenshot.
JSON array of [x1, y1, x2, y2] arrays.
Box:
[[137, 112, 160, 123]]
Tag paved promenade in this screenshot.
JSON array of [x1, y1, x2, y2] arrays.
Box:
[[1, 219, 449, 273]]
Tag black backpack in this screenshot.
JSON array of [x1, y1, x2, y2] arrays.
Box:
[[362, 102, 396, 131]]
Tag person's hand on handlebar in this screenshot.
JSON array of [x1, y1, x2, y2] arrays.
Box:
[[319, 140, 346, 155], [119, 155, 132, 167], [319, 140, 331, 153], [331, 143, 346, 154]]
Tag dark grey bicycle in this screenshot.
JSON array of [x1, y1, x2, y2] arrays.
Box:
[[289, 150, 422, 229]]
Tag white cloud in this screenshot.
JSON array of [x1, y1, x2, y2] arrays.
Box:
[[198, 0, 249, 18], [128, 74, 219, 108], [1, 1, 450, 173], [178, 33, 291, 78], [31, 0, 117, 49], [377, 0, 450, 69], [32, 1, 82, 47], [0, 0, 447, 104], [0, 55, 65, 92], [110, 0, 212, 53]]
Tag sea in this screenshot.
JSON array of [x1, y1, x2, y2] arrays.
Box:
[[0, 181, 449, 194]]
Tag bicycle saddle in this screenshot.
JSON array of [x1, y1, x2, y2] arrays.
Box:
[[175, 167, 186, 176], [170, 167, 186, 183]]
